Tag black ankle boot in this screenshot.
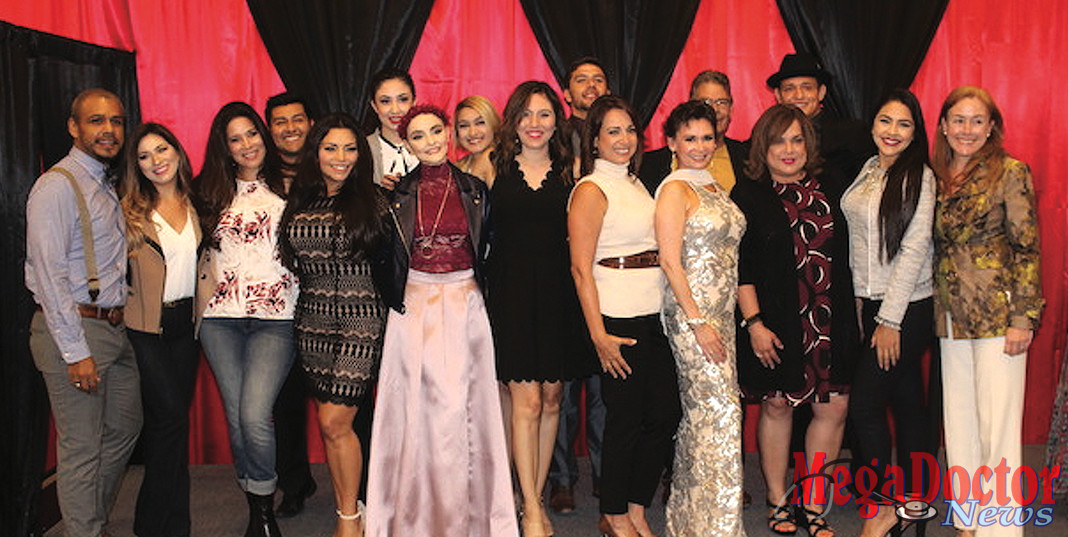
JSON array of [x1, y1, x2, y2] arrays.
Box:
[[244, 491, 283, 537]]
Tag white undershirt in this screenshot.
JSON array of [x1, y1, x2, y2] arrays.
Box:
[[152, 210, 197, 302]]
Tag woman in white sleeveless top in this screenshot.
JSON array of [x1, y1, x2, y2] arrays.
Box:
[[569, 95, 681, 537]]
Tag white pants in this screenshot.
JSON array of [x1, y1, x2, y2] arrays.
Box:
[[940, 316, 1026, 537]]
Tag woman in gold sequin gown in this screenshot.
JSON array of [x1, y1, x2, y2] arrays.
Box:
[[655, 101, 747, 537]]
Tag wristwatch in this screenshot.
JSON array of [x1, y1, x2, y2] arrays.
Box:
[[740, 312, 762, 329]]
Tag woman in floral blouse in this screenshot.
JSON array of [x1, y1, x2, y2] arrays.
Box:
[[933, 86, 1043, 537], [194, 101, 297, 537]]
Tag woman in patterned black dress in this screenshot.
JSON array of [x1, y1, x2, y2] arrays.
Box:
[[732, 105, 858, 537], [280, 113, 388, 537]]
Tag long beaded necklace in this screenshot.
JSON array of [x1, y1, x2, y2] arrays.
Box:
[[414, 168, 453, 259]]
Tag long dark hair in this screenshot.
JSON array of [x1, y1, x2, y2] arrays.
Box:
[[493, 81, 574, 184], [194, 101, 284, 239], [874, 89, 929, 261], [279, 113, 385, 272], [580, 95, 643, 176], [121, 122, 194, 248], [745, 104, 822, 182]]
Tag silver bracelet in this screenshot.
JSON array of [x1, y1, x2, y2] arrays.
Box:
[[686, 317, 708, 327], [874, 315, 902, 331]]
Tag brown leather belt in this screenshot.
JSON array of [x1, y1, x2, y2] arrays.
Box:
[[37, 304, 125, 327], [597, 249, 660, 269]]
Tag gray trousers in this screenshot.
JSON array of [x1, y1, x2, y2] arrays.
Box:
[[31, 312, 142, 537]]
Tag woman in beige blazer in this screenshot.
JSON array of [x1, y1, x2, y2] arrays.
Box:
[[121, 122, 202, 537]]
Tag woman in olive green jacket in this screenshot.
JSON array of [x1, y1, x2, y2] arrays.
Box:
[[932, 86, 1043, 537]]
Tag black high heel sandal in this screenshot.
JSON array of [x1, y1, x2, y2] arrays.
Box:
[[766, 500, 798, 535], [796, 505, 835, 537]]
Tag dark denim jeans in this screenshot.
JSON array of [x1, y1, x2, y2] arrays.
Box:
[[849, 297, 935, 497]]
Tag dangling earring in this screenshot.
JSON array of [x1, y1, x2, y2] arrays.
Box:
[[592, 147, 599, 156]]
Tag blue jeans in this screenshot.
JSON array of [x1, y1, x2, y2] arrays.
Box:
[[551, 374, 605, 488], [200, 318, 294, 495]]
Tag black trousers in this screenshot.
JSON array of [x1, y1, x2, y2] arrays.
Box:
[[274, 359, 315, 498], [848, 297, 935, 498], [127, 298, 199, 537], [599, 314, 682, 514]]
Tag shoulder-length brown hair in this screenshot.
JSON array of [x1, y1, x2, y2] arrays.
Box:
[[932, 85, 1007, 188], [580, 95, 643, 177], [193, 101, 284, 240], [745, 104, 822, 182], [121, 122, 194, 249], [493, 81, 573, 184]]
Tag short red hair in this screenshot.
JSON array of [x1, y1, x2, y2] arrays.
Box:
[[398, 104, 449, 140]]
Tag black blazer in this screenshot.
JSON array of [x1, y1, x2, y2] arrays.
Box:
[[731, 173, 859, 395], [382, 163, 489, 313], [637, 137, 749, 195]]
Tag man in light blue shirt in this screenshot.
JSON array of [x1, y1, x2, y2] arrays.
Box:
[[25, 88, 141, 537]]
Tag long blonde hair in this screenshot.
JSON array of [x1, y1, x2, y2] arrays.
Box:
[[121, 123, 193, 249]]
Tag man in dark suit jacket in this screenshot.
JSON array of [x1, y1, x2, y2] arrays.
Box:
[[638, 70, 749, 195], [767, 53, 872, 182]]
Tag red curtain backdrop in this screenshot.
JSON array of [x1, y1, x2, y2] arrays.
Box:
[[3, 0, 1065, 462], [910, 0, 1068, 447]]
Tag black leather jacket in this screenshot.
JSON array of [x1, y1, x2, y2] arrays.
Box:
[[381, 163, 490, 313]]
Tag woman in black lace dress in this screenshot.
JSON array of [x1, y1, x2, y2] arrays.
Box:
[[279, 113, 388, 537]]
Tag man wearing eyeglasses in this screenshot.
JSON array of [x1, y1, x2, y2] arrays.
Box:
[[638, 70, 749, 194]]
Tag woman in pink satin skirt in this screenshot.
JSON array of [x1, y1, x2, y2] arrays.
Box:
[[365, 104, 519, 537]]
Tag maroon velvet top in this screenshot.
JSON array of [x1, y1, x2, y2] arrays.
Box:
[[411, 163, 473, 272]]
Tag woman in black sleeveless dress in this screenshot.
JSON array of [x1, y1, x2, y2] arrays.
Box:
[[486, 81, 596, 537]]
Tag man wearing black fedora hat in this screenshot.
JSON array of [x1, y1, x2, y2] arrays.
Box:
[[767, 52, 872, 180]]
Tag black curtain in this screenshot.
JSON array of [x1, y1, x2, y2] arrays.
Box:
[[246, 0, 434, 123], [776, 0, 949, 120], [0, 21, 140, 537], [519, 0, 701, 128]]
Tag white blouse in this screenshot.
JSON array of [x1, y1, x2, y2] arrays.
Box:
[[152, 209, 197, 302], [369, 130, 420, 186], [203, 179, 297, 320]]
